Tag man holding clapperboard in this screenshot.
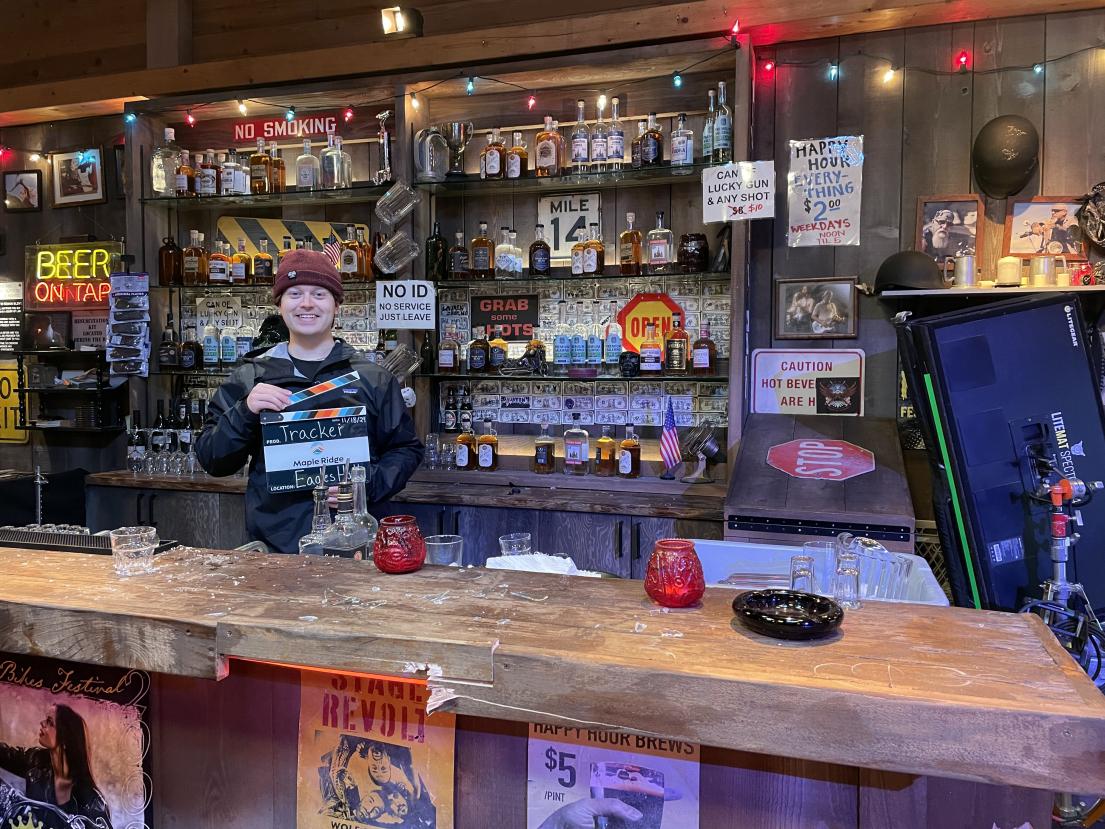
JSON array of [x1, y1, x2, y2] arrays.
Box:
[[195, 249, 423, 553]]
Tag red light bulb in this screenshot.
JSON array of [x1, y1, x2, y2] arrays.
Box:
[[185, 112, 196, 127], [527, 94, 537, 110], [764, 60, 775, 74], [956, 51, 970, 72], [343, 107, 354, 122], [730, 18, 740, 36]]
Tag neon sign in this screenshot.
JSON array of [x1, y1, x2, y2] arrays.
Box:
[[24, 242, 121, 310]]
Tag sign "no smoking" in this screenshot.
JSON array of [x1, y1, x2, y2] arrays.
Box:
[[376, 280, 436, 330]]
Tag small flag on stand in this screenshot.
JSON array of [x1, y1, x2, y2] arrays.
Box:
[[660, 397, 681, 480], [323, 236, 342, 266]]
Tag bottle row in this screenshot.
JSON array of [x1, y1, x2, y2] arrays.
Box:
[[157, 310, 261, 370], [150, 129, 355, 198]]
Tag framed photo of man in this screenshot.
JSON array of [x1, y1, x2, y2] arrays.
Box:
[[51, 147, 107, 208], [774, 277, 858, 340], [915, 195, 983, 265], [3, 170, 42, 212], [1003, 197, 1086, 258]]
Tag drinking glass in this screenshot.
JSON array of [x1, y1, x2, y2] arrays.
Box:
[[834, 566, 862, 609], [110, 526, 158, 576], [373, 231, 421, 274], [790, 555, 815, 593], [423, 434, 440, 469], [425, 534, 464, 566], [499, 532, 532, 555], [374, 181, 422, 226], [802, 540, 836, 595]]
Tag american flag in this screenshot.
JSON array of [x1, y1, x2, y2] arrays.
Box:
[[660, 397, 682, 471], [323, 236, 342, 266]]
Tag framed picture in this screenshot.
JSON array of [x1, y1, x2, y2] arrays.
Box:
[[774, 277, 858, 340], [3, 170, 42, 212], [915, 195, 983, 264], [50, 147, 107, 208], [1003, 197, 1086, 258]]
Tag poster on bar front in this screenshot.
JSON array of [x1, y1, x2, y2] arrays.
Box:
[[527, 724, 699, 829], [787, 135, 863, 247], [297, 671, 455, 829], [0, 652, 150, 829]]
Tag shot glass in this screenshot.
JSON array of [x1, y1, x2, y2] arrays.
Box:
[[499, 532, 532, 556], [790, 555, 815, 593], [110, 526, 158, 577], [834, 565, 862, 609], [425, 534, 464, 566]]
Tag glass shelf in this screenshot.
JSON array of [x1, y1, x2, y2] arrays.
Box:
[[150, 368, 233, 377], [440, 271, 730, 287], [423, 372, 729, 382], [140, 183, 389, 210], [16, 386, 122, 395], [418, 163, 712, 197], [20, 424, 124, 433]]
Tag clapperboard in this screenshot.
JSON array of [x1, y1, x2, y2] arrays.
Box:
[[260, 372, 370, 492]]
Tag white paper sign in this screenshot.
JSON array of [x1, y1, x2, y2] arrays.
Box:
[[787, 135, 863, 247], [376, 279, 436, 329], [752, 348, 865, 416], [537, 192, 601, 261], [195, 295, 242, 330], [702, 161, 775, 223], [71, 310, 109, 349]]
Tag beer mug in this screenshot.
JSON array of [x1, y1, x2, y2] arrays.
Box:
[[374, 180, 422, 226], [944, 255, 977, 288], [373, 230, 421, 274], [1029, 256, 1056, 287]]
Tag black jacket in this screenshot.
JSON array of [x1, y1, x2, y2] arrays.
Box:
[[195, 340, 422, 553]]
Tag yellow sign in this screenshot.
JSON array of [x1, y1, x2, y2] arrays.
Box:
[[25, 242, 121, 311], [0, 362, 27, 443], [35, 247, 112, 279]]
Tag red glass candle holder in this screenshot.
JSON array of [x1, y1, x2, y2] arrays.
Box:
[[644, 538, 705, 608], [373, 515, 427, 574]]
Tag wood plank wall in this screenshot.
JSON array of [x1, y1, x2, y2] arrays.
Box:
[[751, 10, 1105, 418]]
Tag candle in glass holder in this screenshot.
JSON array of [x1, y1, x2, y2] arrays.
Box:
[[644, 538, 705, 608]]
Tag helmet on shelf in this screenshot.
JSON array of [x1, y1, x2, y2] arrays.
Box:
[[874, 251, 945, 293]]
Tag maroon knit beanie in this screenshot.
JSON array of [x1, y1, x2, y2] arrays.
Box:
[[273, 249, 344, 303]]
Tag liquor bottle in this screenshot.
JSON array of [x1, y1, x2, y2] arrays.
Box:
[[482, 128, 506, 180], [151, 401, 167, 457], [594, 425, 616, 476], [202, 321, 220, 367], [372, 231, 388, 281], [232, 148, 250, 194], [220, 150, 238, 195], [253, 238, 274, 284], [236, 309, 257, 360], [470, 221, 494, 279], [478, 134, 491, 179], [249, 138, 272, 194], [703, 90, 716, 162], [590, 102, 609, 174], [553, 120, 569, 175], [298, 476, 332, 555], [448, 231, 469, 280], [174, 150, 196, 197], [458, 386, 474, 431], [631, 120, 646, 169], [553, 300, 571, 375], [586, 301, 603, 366], [494, 227, 513, 279], [150, 127, 181, 197], [603, 301, 623, 367], [640, 320, 663, 373], [529, 224, 551, 275], [489, 324, 508, 369], [158, 312, 180, 368], [714, 81, 733, 164], [339, 225, 361, 280], [197, 150, 218, 196], [437, 325, 459, 374], [220, 320, 238, 367], [296, 139, 320, 191], [563, 413, 590, 476], [419, 331, 434, 374], [425, 221, 447, 282], [510, 230, 523, 277], [571, 99, 590, 175], [158, 236, 183, 286], [180, 326, 203, 370], [320, 477, 370, 560], [231, 238, 252, 284], [455, 426, 477, 471], [127, 410, 146, 473], [357, 228, 374, 280], [319, 132, 341, 189], [534, 423, 556, 474], [618, 213, 643, 275], [383, 328, 399, 352], [506, 132, 528, 179], [570, 233, 586, 276], [641, 113, 664, 167], [336, 136, 353, 187], [618, 427, 641, 478], [570, 302, 587, 367], [182, 230, 208, 286], [477, 419, 499, 471], [583, 223, 605, 275], [692, 316, 718, 376], [608, 97, 625, 171], [535, 116, 561, 178], [664, 311, 689, 375], [528, 326, 547, 361], [646, 211, 675, 274], [208, 241, 231, 284], [269, 142, 286, 192], [375, 332, 387, 364], [469, 326, 490, 373], [672, 113, 694, 172], [443, 387, 459, 432]]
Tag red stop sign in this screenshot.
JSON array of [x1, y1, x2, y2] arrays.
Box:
[[766, 439, 875, 481]]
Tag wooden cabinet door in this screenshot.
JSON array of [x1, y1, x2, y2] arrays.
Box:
[[86, 486, 143, 533], [453, 506, 541, 567], [146, 491, 226, 549], [374, 502, 450, 540], [538, 511, 630, 578]]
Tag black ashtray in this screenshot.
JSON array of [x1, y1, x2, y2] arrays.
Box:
[[732, 589, 844, 641]]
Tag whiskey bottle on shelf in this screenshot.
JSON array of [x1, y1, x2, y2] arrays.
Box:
[[438, 324, 460, 374], [594, 425, 617, 476], [158, 311, 180, 368], [631, 120, 646, 169], [468, 326, 490, 373], [202, 320, 220, 367], [158, 235, 183, 286], [528, 326, 547, 361], [590, 102, 609, 174], [494, 227, 513, 279], [552, 300, 571, 375], [269, 142, 286, 192], [586, 301, 604, 366], [533, 423, 556, 474], [456, 426, 477, 471], [570, 234, 586, 276], [296, 139, 320, 191], [175, 150, 196, 197], [220, 319, 238, 366], [482, 129, 506, 180], [563, 413, 590, 476], [608, 97, 625, 171], [646, 211, 675, 274], [478, 134, 492, 179], [470, 221, 494, 279], [208, 241, 232, 284], [554, 120, 569, 176], [535, 116, 561, 178], [692, 316, 718, 376], [640, 320, 663, 374], [215, 152, 229, 194], [529, 224, 551, 275], [571, 99, 590, 175], [489, 325, 508, 369], [320, 133, 341, 189], [477, 419, 499, 471], [671, 113, 694, 172], [231, 238, 251, 284], [570, 302, 588, 367], [220, 150, 238, 195], [508, 230, 523, 277], [618, 427, 641, 478], [442, 387, 459, 432], [713, 81, 734, 164], [506, 132, 528, 179], [249, 139, 272, 194], [583, 223, 605, 275], [231, 147, 249, 194], [664, 311, 689, 375], [197, 150, 218, 196], [458, 386, 474, 431], [253, 238, 275, 284], [336, 136, 352, 187], [618, 212, 642, 275], [339, 225, 361, 280], [641, 112, 664, 167], [182, 230, 208, 285], [703, 89, 716, 162], [180, 327, 203, 370], [603, 301, 623, 367], [150, 127, 181, 197], [448, 231, 470, 280], [425, 221, 448, 282]]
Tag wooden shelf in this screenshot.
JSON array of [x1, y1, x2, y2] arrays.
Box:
[[880, 285, 1105, 297], [20, 424, 124, 433], [140, 183, 389, 210], [419, 162, 711, 197], [16, 386, 123, 394], [428, 372, 729, 381]]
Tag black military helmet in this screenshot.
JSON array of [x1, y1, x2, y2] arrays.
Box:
[[874, 251, 945, 293], [972, 115, 1039, 199]]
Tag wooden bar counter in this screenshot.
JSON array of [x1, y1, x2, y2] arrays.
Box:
[[0, 545, 1101, 826]]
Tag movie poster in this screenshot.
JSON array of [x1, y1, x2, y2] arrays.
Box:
[[527, 725, 700, 829], [0, 653, 149, 829], [297, 672, 455, 829]]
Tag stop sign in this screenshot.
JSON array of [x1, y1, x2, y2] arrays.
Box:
[[616, 292, 683, 354], [766, 439, 875, 481]]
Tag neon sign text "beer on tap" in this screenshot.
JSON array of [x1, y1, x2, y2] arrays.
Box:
[[25, 242, 120, 309]]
